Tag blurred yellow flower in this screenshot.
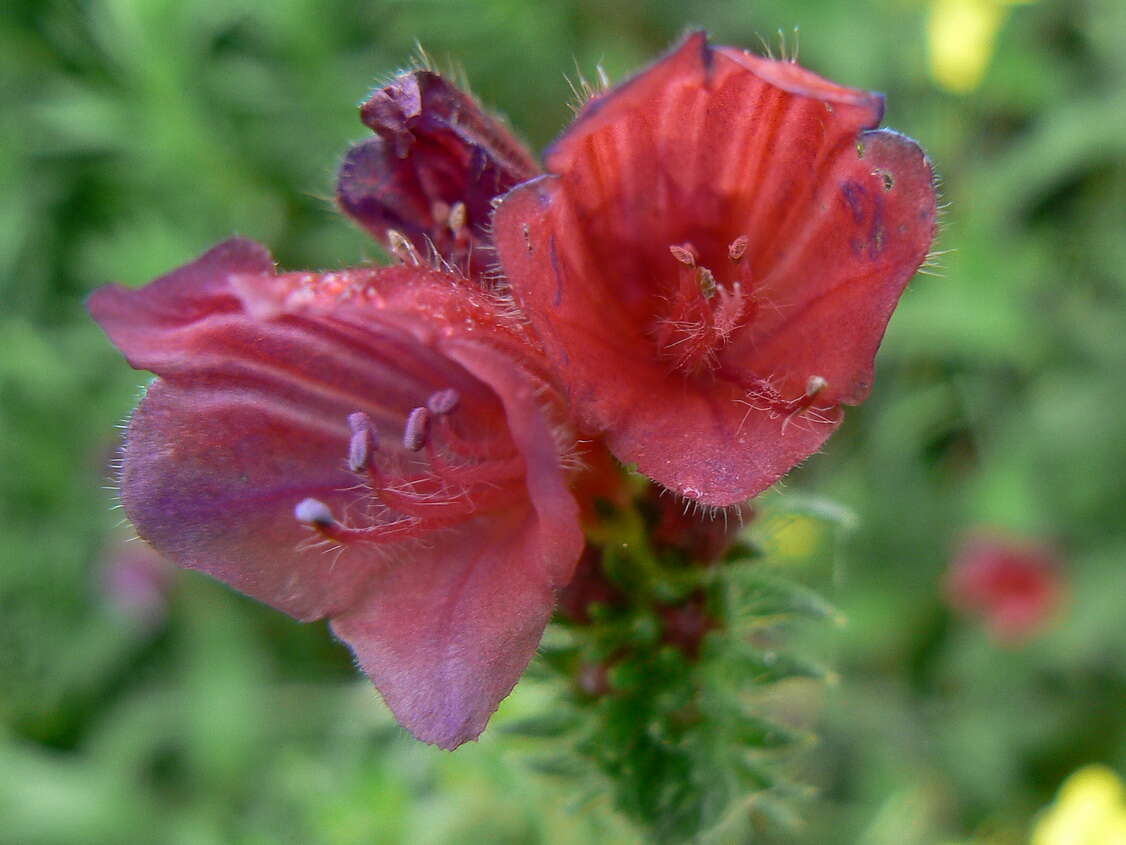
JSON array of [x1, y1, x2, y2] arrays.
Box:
[[925, 0, 1032, 93], [1031, 765, 1126, 845], [764, 514, 824, 562]]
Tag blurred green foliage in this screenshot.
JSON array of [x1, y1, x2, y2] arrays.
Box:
[[2, 0, 1125, 842]]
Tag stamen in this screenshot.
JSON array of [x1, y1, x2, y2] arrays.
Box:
[[712, 282, 745, 341], [403, 406, 431, 451], [294, 498, 335, 528], [728, 235, 749, 263], [298, 510, 434, 545], [448, 201, 467, 235], [348, 411, 375, 434], [426, 446, 525, 487], [669, 244, 697, 266], [741, 374, 833, 421], [347, 412, 378, 472], [696, 266, 717, 300], [387, 229, 421, 265], [653, 242, 750, 375], [299, 393, 527, 548], [427, 388, 461, 416], [374, 484, 496, 520]]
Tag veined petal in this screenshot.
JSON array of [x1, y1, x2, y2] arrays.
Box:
[[723, 128, 937, 405], [495, 175, 843, 506], [337, 70, 540, 282], [117, 377, 371, 621], [87, 238, 275, 372], [330, 508, 556, 749], [541, 32, 886, 301], [494, 33, 936, 505], [442, 339, 581, 588]]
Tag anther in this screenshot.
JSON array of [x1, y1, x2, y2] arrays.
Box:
[[805, 375, 828, 397], [696, 266, 717, 300], [669, 244, 697, 266], [386, 229, 420, 265], [728, 235, 749, 263], [347, 412, 378, 473], [427, 388, 461, 416], [295, 498, 335, 528], [448, 201, 467, 235], [403, 406, 431, 451]]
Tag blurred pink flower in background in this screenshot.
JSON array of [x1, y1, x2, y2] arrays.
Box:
[[100, 537, 175, 628], [945, 530, 1066, 643]]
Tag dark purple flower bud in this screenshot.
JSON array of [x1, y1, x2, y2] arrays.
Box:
[[337, 70, 540, 282]]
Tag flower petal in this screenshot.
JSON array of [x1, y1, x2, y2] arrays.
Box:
[[442, 339, 582, 588], [331, 343, 582, 749], [494, 34, 936, 505], [337, 70, 540, 281], [117, 377, 372, 621], [87, 238, 276, 373], [721, 128, 938, 406], [606, 379, 842, 507], [330, 509, 555, 749], [541, 32, 887, 295]]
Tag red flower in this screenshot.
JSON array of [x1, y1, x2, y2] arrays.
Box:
[[89, 239, 582, 748], [493, 33, 938, 505], [945, 531, 1065, 643]]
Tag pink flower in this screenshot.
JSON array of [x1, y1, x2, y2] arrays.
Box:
[[945, 531, 1065, 643], [90, 239, 582, 748], [492, 32, 938, 505], [100, 538, 175, 628]]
